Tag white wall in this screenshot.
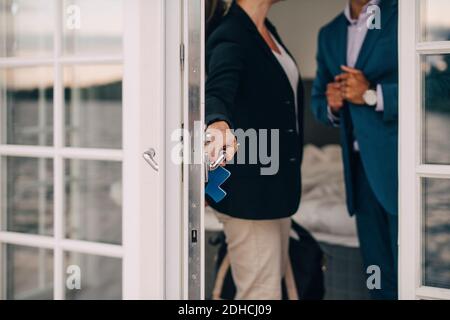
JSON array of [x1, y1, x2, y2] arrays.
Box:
[[269, 0, 347, 79]]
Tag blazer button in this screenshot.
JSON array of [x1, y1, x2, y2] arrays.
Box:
[[289, 158, 297, 163], [286, 129, 295, 133], [285, 100, 292, 105]]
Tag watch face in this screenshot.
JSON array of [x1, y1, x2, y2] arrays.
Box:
[[364, 90, 377, 106]]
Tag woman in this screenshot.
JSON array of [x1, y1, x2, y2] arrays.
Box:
[[205, 0, 304, 300]]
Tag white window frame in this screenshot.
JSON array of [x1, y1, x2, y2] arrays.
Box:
[[399, 0, 450, 300], [0, 0, 168, 300]]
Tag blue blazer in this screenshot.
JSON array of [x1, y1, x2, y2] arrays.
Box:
[[311, 0, 398, 216]]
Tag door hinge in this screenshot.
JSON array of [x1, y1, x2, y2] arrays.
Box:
[[180, 43, 185, 71]]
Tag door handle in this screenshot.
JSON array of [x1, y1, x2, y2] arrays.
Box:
[[205, 131, 227, 171], [204, 131, 227, 182], [143, 148, 159, 172], [208, 150, 226, 171], [205, 150, 226, 183]]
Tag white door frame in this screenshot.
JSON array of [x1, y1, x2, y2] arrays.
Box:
[[123, 0, 198, 300], [164, 0, 184, 300], [399, 0, 450, 300], [0, 0, 171, 300], [122, 0, 170, 299], [161, 0, 206, 300], [182, 0, 206, 300]]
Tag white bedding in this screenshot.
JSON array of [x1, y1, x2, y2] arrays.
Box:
[[293, 144, 359, 247], [205, 144, 359, 248]]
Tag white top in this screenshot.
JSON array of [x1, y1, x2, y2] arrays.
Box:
[[270, 33, 300, 133]]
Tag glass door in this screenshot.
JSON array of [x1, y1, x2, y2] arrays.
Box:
[[0, 0, 168, 300], [0, 0, 123, 300], [399, 0, 450, 300]]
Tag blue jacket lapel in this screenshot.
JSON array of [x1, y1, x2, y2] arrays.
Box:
[[320, 13, 347, 76], [335, 14, 349, 71]]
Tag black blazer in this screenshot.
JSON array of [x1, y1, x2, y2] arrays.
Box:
[[206, 2, 304, 220]]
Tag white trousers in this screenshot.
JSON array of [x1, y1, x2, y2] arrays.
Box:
[[215, 212, 291, 300]]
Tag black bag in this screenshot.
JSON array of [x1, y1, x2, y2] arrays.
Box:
[[211, 220, 325, 300]]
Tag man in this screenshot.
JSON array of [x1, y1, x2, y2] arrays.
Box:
[[311, 0, 398, 299]]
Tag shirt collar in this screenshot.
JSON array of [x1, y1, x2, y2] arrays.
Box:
[[344, 0, 380, 25]]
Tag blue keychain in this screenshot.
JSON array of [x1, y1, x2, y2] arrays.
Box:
[[206, 166, 231, 203], [205, 150, 231, 203]]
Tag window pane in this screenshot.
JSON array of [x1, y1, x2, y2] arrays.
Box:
[[422, 54, 450, 165], [420, 0, 450, 42], [0, 67, 53, 146], [3, 244, 53, 300], [0, 0, 54, 57], [65, 160, 122, 244], [63, 0, 123, 56], [64, 252, 121, 300], [423, 178, 450, 289], [64, 65, 122, 149], [1, 157, 54, 236]]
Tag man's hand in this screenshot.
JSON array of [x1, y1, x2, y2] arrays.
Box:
[[205, 121, 237, 167], [336, 66, 370, 105], [326, 82, 344, 114]]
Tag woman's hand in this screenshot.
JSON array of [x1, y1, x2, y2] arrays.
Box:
[[205, 121, 237, 167]]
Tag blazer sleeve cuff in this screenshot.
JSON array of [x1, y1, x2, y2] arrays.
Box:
[[205, 113, 233, 129], [380, 83, 399, 122], [375, 84, 385, 112], [327, 105, 341, 127]]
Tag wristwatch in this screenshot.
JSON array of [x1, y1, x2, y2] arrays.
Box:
[[363, 88, 378, 106]]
